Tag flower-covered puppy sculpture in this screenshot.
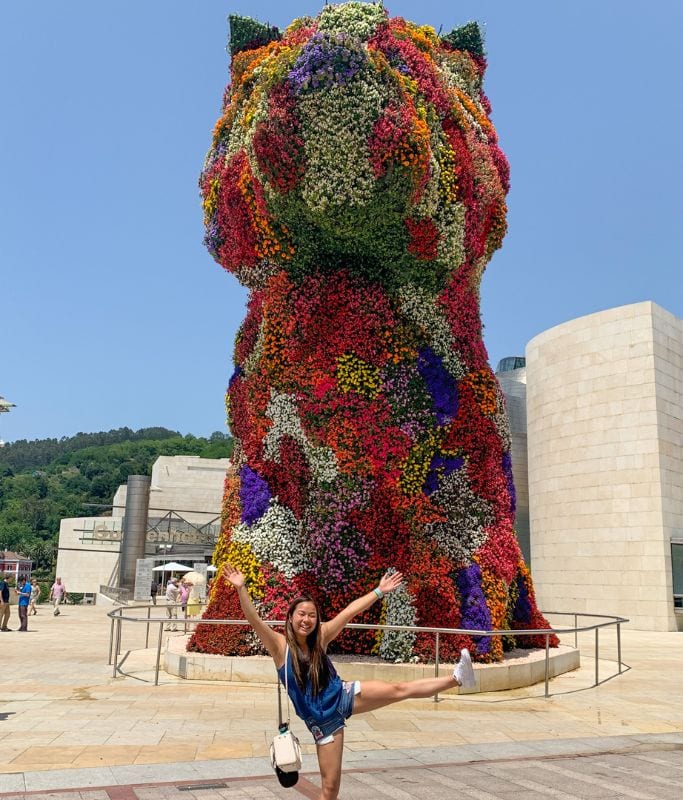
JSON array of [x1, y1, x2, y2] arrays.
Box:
[[191, 2, 556, 662]]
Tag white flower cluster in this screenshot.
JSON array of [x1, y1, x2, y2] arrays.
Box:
[[437, 52, 482, 105], [427, 469, 494, 562], [232, 499, 310, 578], [398, 285, 466, 379], [234, 259, 281, 291], [264, 391, 339, 483], [413, 128, 444, 220], [298, 77, 383, 213], [435, 201, 466, 269], [379, 580, 417, 663], [493, 385, 511, 451], [317, 2, 386, 40], [242, 320, 266, 375]]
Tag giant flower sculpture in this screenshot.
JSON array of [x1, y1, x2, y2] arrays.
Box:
[[190, 1, 556, 662]]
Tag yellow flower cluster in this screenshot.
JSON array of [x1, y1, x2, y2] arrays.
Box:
[[477, 561, 508, 662], [202, 177, 220, 226], [226, 540, 265, 600], [400, 433, 438, 495], [464, 369, 498, 416], [336, 353, 381, 399], [384, 324, 418, 365], [453, 88, 493, 136], [371, 600, 388, 655], [237, 161, 294, 261], [437, 142, 458, 204]]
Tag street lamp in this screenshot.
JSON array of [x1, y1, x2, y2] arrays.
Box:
[[0, 395, 15, 447]]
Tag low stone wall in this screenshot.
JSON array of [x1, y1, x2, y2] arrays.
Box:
[[165, 636, 580, 693]]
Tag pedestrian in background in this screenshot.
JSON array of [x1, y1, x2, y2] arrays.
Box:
[[29, 579, 41, 615], [16, 577, 32, 632], [0, 574, 11, 631], [179, 579, 191, 615], [150, 579, 159, 605], [165, 578, 179, 631], [49, 577, 66, 616]]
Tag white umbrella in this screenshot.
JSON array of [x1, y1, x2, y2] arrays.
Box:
[[182, 570, 207, 586], [152, 562, 192, 572], [206, 565, 217, 573]]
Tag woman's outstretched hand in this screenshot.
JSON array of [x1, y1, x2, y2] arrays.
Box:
[[378, 570, 404, 595], [223, 563, 245, 589]]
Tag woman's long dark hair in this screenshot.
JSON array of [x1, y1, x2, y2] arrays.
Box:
[[285, 595, 331, 696]]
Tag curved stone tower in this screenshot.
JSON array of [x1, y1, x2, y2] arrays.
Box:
[[190, 2, 556, 662]]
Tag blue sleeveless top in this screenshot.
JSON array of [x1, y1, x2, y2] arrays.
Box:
[[277, 648, 349, 741]]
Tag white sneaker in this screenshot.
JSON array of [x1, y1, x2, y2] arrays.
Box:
[[453, 648, 476, 689]]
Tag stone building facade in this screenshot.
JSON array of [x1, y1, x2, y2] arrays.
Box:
[[526, 302, 682, 631]]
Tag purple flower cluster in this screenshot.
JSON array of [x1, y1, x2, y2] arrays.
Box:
[[417, 347, 459, 425], [238, 465, 271, 525], [502, 452, 516, 513], [228, 365, 244, 388], [513, 574, 532, 623], [456, 563, 492, 655], [288, 33, 366, 93], [304, 479, 371, 584], [203, 220, 221, 260], [424, 454, 464, 495], [386, 48, 410, 76], [382, 362, 432, 439]]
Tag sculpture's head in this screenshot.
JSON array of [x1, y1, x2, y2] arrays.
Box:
[[200, 2, 509, 292]]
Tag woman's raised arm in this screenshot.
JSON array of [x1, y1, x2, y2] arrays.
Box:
[[321, 571, 404, 647], [222, 564, 286, 664]]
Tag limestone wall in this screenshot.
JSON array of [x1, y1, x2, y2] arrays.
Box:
[[113, 456, 231, 522], [527, 301, 680, 631], [55, 517, 121, 594]]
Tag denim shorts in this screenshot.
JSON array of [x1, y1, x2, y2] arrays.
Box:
[[307, 680, 360, 745]]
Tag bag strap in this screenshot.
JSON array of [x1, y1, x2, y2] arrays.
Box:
[[277, 644, 292, 729]]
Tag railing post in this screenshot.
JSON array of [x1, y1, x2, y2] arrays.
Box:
[[154, 619, 164, 686], [433, 631, 440, 703], [145, 605, 151, 649], [544, 632, 550, 698], [617, 622, 622, 674], [112, 614, 122, 678], [574, 613, 578, 649], [108, 615, 115, 665], [595, 627, 599, 687]]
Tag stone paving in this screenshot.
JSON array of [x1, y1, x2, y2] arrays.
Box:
[[0, 604, 681, 798]]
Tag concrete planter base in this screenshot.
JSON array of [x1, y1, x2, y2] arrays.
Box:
[[165, 636, 580, 693]]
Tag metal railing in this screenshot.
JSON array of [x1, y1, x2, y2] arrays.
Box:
[[107, 606, 628, 697]]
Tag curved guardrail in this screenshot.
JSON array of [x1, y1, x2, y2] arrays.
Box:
[[107, 604, 628, 698]]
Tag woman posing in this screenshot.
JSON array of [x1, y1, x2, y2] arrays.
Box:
[[223, 564, 475, 800]]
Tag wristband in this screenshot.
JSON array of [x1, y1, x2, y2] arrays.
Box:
[[373, 587, 384, 600]]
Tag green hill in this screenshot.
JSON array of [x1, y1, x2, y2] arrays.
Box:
[[0, 427, 232, 578]]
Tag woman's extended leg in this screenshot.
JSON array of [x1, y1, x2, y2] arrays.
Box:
[[353, 674, 458, 715], [315, 729, 344, 800]]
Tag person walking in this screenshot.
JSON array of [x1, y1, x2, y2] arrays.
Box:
[[223, 564, 476, 800], [165, 578, 179, 631], [15, 577, 32, 632], [29, 579, 41, 615], [179, 579, 191, 614], [49, 577, 66, 615], [150, 580, 159, 605], [0, 574, 11, 631]]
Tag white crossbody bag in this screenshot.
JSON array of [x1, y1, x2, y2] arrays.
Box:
[[270, 645, 302, 775]]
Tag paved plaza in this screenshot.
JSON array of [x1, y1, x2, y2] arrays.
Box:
[[0, 605, 681, 798]]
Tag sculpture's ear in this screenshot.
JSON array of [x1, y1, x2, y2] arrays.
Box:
[[441, 21, 484, 58], [228, 14, 281, 57]]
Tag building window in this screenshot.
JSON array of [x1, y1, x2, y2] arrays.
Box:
[[672, 542, 683, 610]]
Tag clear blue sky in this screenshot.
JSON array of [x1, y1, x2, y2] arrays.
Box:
[[1, 1, 681, 444]]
